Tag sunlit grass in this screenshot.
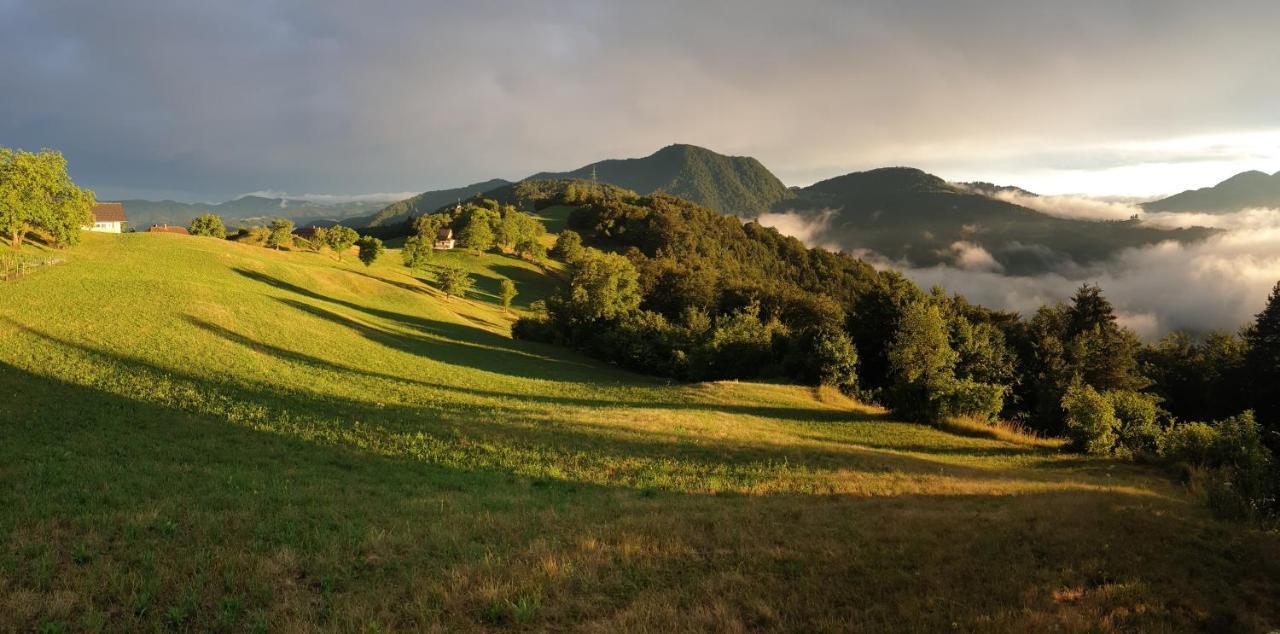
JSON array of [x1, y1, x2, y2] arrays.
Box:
[[1, 232, 1277, 631]]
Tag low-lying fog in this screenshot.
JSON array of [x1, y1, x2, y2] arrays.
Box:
[[758, 202, 1280, 339]]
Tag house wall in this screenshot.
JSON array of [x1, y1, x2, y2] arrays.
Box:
[[85, 221, 124, 234]]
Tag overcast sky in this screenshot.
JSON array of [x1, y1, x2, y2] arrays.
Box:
[[3, 0, 1279, 201]]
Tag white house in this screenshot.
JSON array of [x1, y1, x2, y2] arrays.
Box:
[[85, 203, 128, 233]]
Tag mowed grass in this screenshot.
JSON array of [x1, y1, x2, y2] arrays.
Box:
[[1, 233, 1278, 632]]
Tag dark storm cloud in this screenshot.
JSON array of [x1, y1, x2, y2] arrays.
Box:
[[3, 0, 1280, 199]]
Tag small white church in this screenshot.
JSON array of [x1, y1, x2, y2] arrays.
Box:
[[85, 202, 128, 233]]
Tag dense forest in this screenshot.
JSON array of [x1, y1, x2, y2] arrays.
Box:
[[475, 180, 1280, 521]]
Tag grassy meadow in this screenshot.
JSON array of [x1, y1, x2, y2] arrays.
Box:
[[1, 232, 1278, 631]]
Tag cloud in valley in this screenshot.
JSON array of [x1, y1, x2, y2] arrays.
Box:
[[900, 211, 1280, 338], [754, 210, 839, 250], [987, 190, 1145, 222]]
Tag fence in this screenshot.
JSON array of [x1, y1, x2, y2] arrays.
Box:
[[1, 252, 65, 281]]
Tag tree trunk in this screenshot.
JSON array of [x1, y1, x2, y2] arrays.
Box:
[[9, 229, 20, 250]]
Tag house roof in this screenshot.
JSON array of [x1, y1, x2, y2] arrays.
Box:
[[91, 202, 127, 223], [148, 224, 189, 235], [437, 228, 453, 240]]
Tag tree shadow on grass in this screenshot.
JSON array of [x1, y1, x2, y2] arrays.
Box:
[[232, 266, 603, 380], [487, 263, 562, 310], [185, 316, 876, 425], [11, 322, 1087, 489]]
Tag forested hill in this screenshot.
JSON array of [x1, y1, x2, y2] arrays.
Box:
[[525, 143, 793, 216], [776, 167, 1217, 275], [351, 178, 513, 228], [1143, 169, 1280, 214]]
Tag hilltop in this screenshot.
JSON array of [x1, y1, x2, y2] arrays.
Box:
[[1143, 169, 1280, 213], [776, 167, 1216, 275], [527, 143, 793, 216], [2, 232, 1278, 630]]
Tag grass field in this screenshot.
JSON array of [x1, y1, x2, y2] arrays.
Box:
[[2, 233, 1278, 632]]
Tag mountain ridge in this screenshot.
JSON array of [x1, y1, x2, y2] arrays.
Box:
[[1143, 169, 1280, 213], [776, 166, 1216, 275]]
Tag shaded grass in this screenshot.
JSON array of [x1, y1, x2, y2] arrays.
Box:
[[1, 233, 1278, 631]]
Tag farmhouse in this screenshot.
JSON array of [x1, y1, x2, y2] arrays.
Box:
[[147, 224, 189, 235], [434, 227, 456, 250], [86, 203, 128, 233]]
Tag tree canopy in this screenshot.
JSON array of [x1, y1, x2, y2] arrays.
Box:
[[0, 147, 95, 248]]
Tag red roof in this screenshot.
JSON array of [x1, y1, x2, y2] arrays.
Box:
[[148, 224, 189, 235], [91, 202, 127, 223]]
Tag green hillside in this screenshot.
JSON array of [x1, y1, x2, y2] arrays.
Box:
[[783, 168, 1217, 275], [527, 143, 793, 216], [353, 179, 513, 229], [1143, 169, 1280, 214], [2, 234, 1278, 630]]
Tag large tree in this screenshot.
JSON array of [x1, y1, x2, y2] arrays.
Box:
[[1067, 284, 1146, 392], [887, 301, 959, 423], [266, 219, 294, 250], [437, 264, 473, 299], [356, 236, 384, 267], [401, 235, 432, 269], [0, 148, 94, 248], [1244, 281, 1280, 439], [459, 215, 495, 253], [321, 225, 359, 260]]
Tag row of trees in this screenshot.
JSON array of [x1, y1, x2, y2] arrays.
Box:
[[510, 182, 1279, 520], [189, 213, 385, 267], [0, 148, 95, 249]]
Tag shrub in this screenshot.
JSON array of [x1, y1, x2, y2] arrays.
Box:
[[1107, 390, 1162, 456], [188, 213, 226, 238], [1161, 421, 1216, 466], [235, 226, 270, 246], [944, 379, 1006, 422], [1061, 383, 1119, 455], [512, 316, 557, 342], [1160, 411, 1277, 521]]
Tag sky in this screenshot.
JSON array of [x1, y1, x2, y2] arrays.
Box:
[[2, 0, 1279, 201]]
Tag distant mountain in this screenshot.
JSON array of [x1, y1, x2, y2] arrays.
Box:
[[779, 167, 1216, 275], [1143, 169, 1280, 213], [359, 144, 792, 230], [528, 144, 792, 216], [115, 196, 392, 229], [352, 179, 513, 228]]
